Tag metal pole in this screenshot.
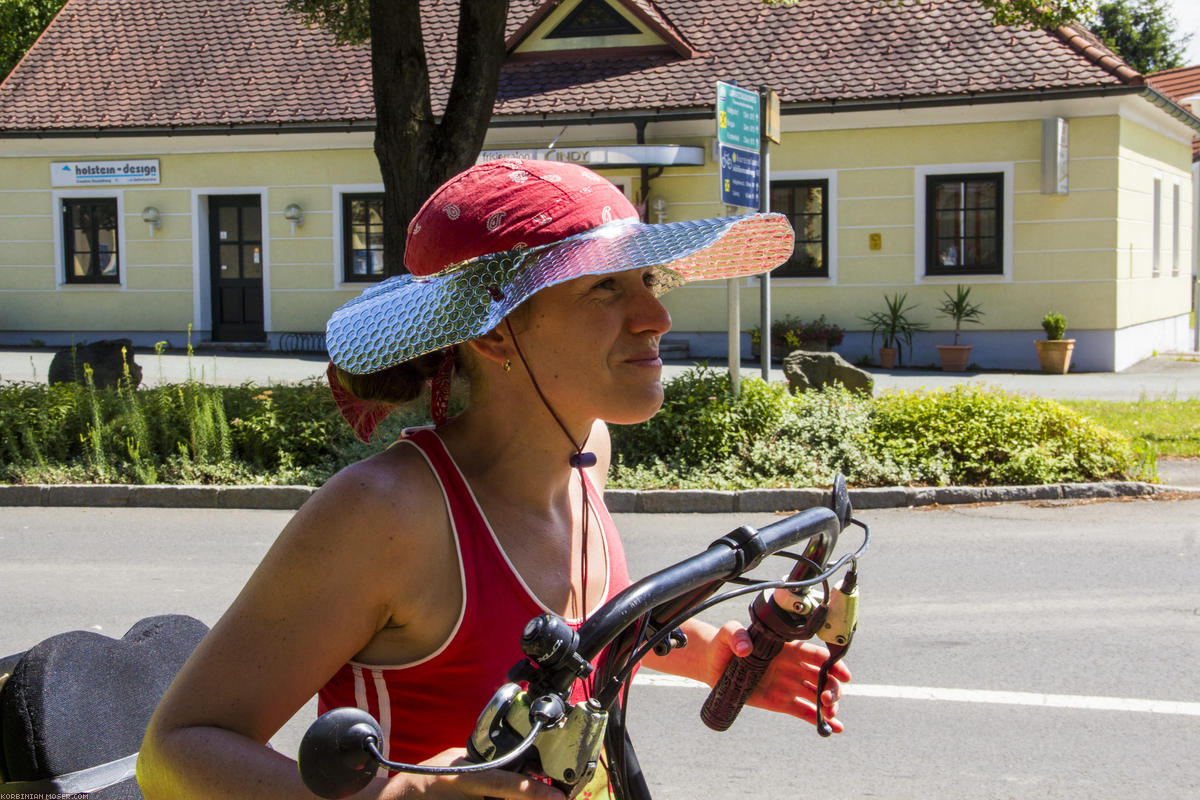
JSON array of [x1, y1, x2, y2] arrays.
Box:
[[726, 202, 741, 394], [759, 91, 771, 382]]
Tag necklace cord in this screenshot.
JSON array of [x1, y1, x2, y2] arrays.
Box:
[[503, 319, 592, 626]]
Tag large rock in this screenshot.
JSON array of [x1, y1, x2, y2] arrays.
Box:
[[782, 350, 873, 396], [47, 338, 142, 389]]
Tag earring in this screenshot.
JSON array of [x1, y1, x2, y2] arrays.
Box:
[[502, 359, 511, 373]]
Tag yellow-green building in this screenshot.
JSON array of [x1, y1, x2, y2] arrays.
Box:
[[2, 0, 1197, 371]]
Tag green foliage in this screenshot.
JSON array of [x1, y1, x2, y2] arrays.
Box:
[[747, 315, 845, 349], [0, 369, 1144, 489], [767, 1, 1092, 29], [1089, 0, 1190, 73], [607, 367, 1136, 489], [979, 0, 1094, 29], [936, 285, 984, 345], [1042, 312, 1068, 340], [871, 386, 1136, 485], [0, 378, 372, 485], [0, 0, 67, 80], [861, 292, 927, 364], [284, 0, 370, 44]]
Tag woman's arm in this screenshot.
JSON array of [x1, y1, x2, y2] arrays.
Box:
[[138, 455, 563, 800]]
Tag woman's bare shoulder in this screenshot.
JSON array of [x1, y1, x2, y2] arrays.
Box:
[[317, 439, 441, 522]]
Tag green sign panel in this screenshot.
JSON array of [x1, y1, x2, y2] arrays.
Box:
[[716, 81, 760, 152]]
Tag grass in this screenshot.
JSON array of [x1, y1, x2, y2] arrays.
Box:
[[1061, 398, 1200, 459]]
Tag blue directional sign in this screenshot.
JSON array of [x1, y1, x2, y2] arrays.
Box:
[[716, 82, 761, 152], [716, 81, 761, 208], [718, 144, 760, 209]]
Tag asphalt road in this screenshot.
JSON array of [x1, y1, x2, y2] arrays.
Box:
[[1, 502, 1197, 798]]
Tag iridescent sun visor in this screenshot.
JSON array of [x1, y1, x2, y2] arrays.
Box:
[[326, 212, 794, 375]]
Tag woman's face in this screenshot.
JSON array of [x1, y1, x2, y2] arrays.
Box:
[[511, 267, 672, 425]]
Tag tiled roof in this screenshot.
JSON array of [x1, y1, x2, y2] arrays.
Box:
[[0, 0, 374, 130], [0, 0, 1148, 133], [1147, 64, 1200, 159]]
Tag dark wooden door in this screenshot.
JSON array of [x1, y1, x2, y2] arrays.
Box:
[[209, 195, 265, 341]]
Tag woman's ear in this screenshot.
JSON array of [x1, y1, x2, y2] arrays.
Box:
[[465, 326, 509, 367]]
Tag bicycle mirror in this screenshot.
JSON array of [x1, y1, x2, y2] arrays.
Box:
[[830, 474, 851, 530], [298, 707, 383, 799]]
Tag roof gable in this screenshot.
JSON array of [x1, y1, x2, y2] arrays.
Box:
[[507, 0, 695, 59]]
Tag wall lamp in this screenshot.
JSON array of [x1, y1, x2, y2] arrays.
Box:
[[141, 206, 161, 237], [649, 196, 668, 224], [284, 203, 304, 234]]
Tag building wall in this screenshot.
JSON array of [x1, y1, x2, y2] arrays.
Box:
[[0, 96, 1195, 370], [0, 143, 382, 348], [636, 111, 1193, 370]]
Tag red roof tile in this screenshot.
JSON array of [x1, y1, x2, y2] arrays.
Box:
[[0, 0, 1150, 133], [1147, 63, 1200, 159]]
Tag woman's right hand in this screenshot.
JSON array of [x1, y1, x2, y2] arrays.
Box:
[[376, 748, 565, 799]]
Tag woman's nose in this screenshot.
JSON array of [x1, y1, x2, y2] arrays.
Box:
[[630, 289, 672, 336]]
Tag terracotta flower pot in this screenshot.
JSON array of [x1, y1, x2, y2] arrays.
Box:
[[879, 347, 898, 369], [1035, 339, 1075, 374], [936, 344, 973, 372]]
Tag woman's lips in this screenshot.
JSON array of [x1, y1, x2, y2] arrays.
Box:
[[624, 352, 662, 367]]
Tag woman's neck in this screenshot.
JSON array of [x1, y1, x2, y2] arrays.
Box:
[[436, 394, 592, 515]]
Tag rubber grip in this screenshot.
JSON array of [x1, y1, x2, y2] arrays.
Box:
[[700, 623, 786, 731]]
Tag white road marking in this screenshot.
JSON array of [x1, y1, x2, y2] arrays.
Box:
[[632, 674, 1200, 716]]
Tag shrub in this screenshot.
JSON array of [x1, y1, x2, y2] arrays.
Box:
[[870, 386, 1134, 485], [746, 315, 845, 349], [0, 368, 1139, 489], [1042, 312, 1068, 340]]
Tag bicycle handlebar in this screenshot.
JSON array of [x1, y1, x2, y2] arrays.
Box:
[[299, 480, 864, 800], [575, 505, 840, 667]]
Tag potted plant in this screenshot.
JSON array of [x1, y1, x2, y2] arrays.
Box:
[[748, 315, 845, 362], [1035, 312, 1074, 373], [935, 284, 984, 372], [861, 292, 926, 368]]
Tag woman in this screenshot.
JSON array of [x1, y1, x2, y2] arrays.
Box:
[[139, 159, 851, 800]]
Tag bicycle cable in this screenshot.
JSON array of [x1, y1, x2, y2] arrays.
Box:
[[364, 720, 546, 776]]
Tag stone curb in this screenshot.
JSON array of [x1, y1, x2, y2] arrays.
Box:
[[1, 482, 1196, 512]]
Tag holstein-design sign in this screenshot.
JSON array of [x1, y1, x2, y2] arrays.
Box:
[[51, 159, 160, 186]]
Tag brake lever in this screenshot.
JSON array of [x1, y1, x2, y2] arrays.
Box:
[[814, 566, 859, 737]]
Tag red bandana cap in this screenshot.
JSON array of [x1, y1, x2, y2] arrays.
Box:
[[404, 159, 639, 276], [331, 159, 638, 442]]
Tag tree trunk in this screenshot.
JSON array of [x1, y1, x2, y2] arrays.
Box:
[[368, 0, 508, 277]]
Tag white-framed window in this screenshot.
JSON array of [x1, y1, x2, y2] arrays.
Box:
[[1153, 176, 1162, 277], [1172, 182, 1180, 277], [765, 169, 837, 285], [333, 184, 385, 287], [52, 189, 125, 288], [914, 163, 1013, 282], [342, 193, 386, 282], [771, 179, 829, 278]]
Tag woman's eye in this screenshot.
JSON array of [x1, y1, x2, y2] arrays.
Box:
[[643, 272, 660, 288], [593, 278, 617, 291]]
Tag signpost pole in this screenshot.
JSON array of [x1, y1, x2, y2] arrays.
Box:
[[716, 80, 762, 395], [759, 140, 771, 382], [759, 88, 775, 381]]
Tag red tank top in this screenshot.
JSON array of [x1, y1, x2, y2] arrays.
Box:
[[317, 428, 631, 765]]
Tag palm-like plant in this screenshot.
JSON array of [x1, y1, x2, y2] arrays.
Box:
[[861, 293, 926, 365], [936, 285, 984, 345]]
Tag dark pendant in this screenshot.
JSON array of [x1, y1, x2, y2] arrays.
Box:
[[569, 452, 597, 469]]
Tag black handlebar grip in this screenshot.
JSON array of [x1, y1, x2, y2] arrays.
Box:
[[700, 619, 786, 731]]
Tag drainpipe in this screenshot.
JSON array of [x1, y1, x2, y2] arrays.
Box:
[[634, 119, 663, 221]]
